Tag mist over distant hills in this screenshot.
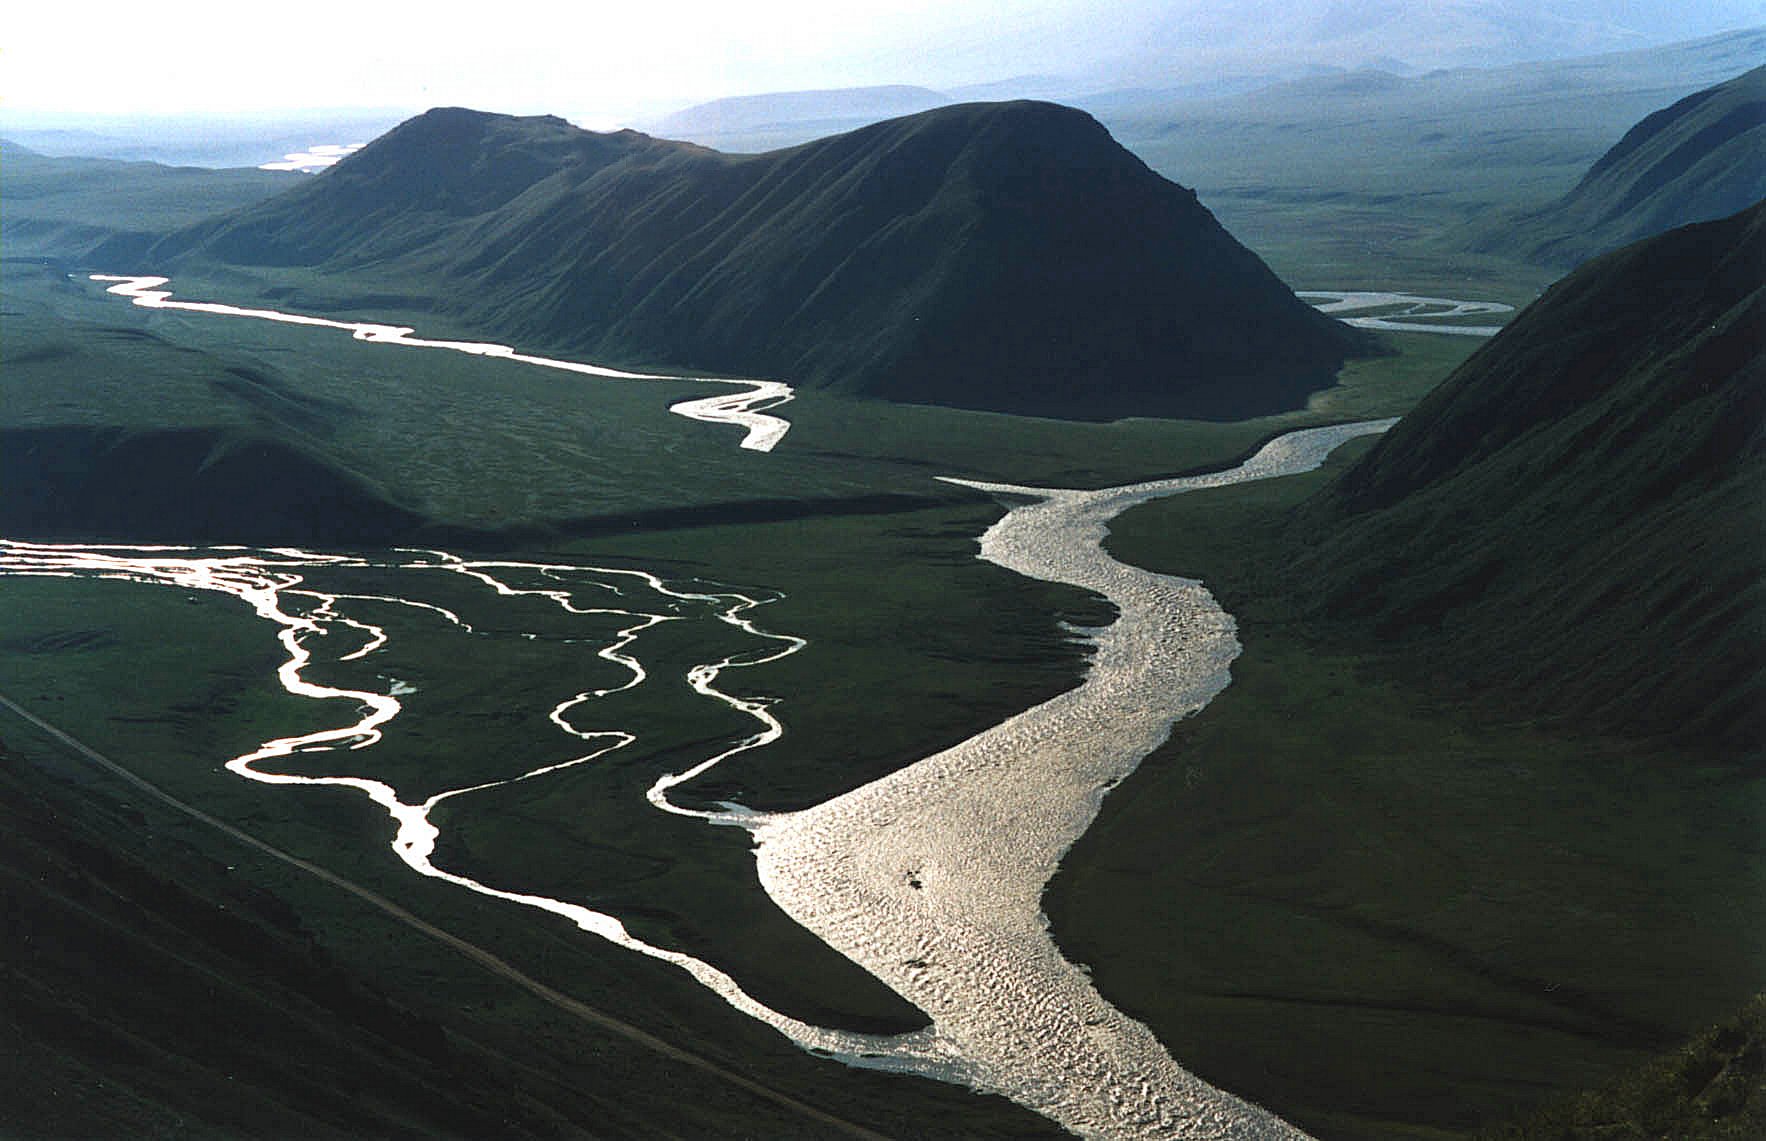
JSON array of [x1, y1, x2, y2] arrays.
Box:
[[1070, 2, 1766, 102], [1, 143, 294, 256], [646, 86, 954, 142], [1483, 64, 1766, 267], [140, 101, 1364, 421]]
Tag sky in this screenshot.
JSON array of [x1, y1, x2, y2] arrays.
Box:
[[4, 1, 1762, 124]]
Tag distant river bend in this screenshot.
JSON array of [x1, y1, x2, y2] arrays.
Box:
[[1300, 289, 1514, 336], [88, 275, 795, 451]]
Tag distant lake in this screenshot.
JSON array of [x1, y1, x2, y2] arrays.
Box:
[[260, 142, 365, 172]]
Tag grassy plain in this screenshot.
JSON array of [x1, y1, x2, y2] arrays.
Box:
[[0, 572, 1065, 1137], [0, 250, 1497, 1135], [2, 260, 1474, 524], [1099, 29, 1766, 296]]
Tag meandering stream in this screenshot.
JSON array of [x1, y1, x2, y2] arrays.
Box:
[[88, 275, 794, 451], [1300, 289, 1513, 336], [0, 541, 922, 1059]]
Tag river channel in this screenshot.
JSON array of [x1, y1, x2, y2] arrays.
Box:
[[29, 273, 1424, 1137], [1, 418, 1392, 1137], [89, 275, 794, 451]]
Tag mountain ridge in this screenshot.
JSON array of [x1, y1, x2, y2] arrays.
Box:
[[142, 101, 1365, 421], [1298, 200, 1765, 748], [1481, 64, 1766, 267]]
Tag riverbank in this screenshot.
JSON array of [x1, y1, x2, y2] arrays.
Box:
[[751, 423, 1392, 1136], [92, 275, 795, 451], [1045, 447, 1764, 1138], [0, 571, 1061, 1138]]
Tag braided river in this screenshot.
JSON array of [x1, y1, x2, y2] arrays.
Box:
[[0, 419, 1393, 1138], [1, 272, 1472, 1135]]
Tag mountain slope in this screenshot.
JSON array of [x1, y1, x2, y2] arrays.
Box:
[[1298, 200, 1765, 749], [0, 739, 554, 1139], [1491, 64, 1766, 267], [148, 102, 1365, 421]]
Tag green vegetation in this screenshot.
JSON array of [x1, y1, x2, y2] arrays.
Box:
[[1297, 202, 1766, 750], [1098, 28, 1766, 292], [1475, 65, 1766, 268], [1480, 994, 1766, 1140], [2, 259, 1450, 544], [1046, 199, 1764, 1139], [0, 246, 1484, 1136], [139, 101, 1366, 421], [0, 573, 1063, 1138], [4, 45, 1762, 1136], [1047, 443, 1763, 1139], [0, 732, 573, 1140], [1, 143, 294, 261]]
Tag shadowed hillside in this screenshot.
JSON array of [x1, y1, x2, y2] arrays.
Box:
[[1044, 200, 1764, 1141], [1481, 994, 1766, 1140], [0, 740, 550, 1139], [1482, 65, 1766, 268], [139, 102, 1366, 421], [1300, 200, 1765, 749], [0, 426, 423, 545]]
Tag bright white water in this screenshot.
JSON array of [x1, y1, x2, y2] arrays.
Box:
[[88, 275, 794, 451], [751, 420, 1395, 1137], [0, 540, 916, 1060], [259, 143, 366, 172], [1299, 289, 1514, 336], [2, 419, 1392, 1136]]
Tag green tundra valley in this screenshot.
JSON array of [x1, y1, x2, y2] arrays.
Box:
[[2, 5, 1761, 1138]]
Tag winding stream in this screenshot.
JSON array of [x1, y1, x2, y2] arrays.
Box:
[[0, 541, 920, 1059], [88, 275, 794, 451], [28, 265, 1407, 1132], [1300, 289, 1513, 336]]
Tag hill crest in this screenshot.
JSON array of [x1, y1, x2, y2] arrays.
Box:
[[151, 101, 1364, 421], [1303, 201, 1765, 748], [1488, 64, 1766, 267]]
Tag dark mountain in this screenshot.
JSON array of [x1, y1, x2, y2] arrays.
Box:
[[1298, 200, 1765, 749], [147, 102, 1365, 421], [1489, 64, 1766, 267]]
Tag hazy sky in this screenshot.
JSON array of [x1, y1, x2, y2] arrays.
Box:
[[6, 1, 1761, 123]]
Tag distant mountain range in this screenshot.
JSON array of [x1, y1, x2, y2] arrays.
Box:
[[1, 142, 293, 259], [644, 85, 954, 142], [139, 101, 1365, 421], [1081, 1, 1766, 85], [1298, 200, 1764, 749], [1485, 64, 1766, 267]]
